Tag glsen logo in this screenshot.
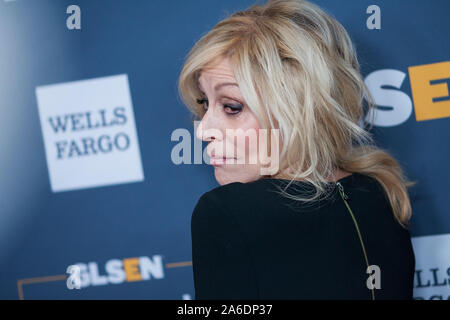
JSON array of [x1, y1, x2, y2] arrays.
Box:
[[67, 255, 164, 288], [412, 233, 450, 300], [364, 61, 450, 126], [409, 61, 450, 121], [35, 74, 144, 192]]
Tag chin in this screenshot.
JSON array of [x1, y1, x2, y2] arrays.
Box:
[[214, 171, 233, 186], [214, 167, 261, 185]]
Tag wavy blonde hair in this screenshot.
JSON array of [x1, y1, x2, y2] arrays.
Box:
[[178, 0, 416, 228]]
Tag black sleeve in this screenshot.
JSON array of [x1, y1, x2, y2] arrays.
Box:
[[190, 192, 259, 300]]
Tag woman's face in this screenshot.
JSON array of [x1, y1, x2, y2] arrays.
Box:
[[196, 57, 273, 185]]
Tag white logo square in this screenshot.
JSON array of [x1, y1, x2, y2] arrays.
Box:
[[36, 74, 144, 192]]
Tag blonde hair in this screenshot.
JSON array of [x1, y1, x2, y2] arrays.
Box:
[[178, 0, 416, 228]]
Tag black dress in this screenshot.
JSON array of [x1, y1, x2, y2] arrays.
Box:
[[190, 173, 415, 300]]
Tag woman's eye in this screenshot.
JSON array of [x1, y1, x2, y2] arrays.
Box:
[[196, 98, 208, 111], [196, 98, 243, 115], [224, 104, 243, 115]]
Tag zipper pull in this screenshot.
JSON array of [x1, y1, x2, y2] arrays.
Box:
[[336, 182, 350, 201]]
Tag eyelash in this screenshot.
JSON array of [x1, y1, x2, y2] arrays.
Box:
[[196, 98, 243, 115]]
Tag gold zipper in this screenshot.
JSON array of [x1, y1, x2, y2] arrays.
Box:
[[336, 182, 375, 300]]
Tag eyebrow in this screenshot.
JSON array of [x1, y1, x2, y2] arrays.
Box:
[[199, 82, 239, 92]]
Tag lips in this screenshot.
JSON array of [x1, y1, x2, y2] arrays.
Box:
[[209, 157, 236, 166]]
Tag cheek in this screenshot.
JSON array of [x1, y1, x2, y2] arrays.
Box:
[[235, 126, 262, 162], [227, 112, 262, 160]]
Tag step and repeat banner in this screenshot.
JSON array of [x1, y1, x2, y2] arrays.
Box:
[[0, 0, 449, 300]]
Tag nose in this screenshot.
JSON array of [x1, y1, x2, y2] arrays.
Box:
[[195, 106, 221, 143]]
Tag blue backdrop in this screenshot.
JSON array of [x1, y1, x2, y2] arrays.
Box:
[[0, 0, 449, 300]]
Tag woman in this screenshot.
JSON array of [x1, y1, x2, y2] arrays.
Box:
[[178, 0, 416, 299]]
